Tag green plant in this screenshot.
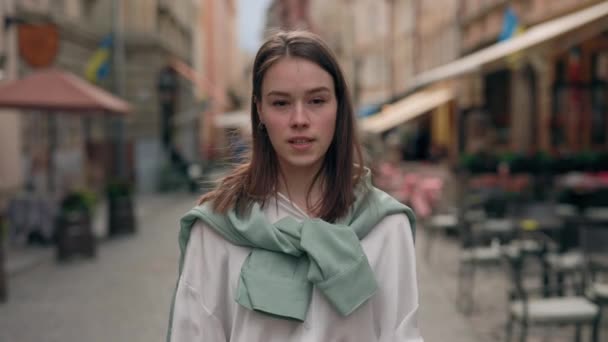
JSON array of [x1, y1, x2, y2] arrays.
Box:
[[460, 152, 499, 174], [61, 189, 97, 214], [106, 180, 133, 198]]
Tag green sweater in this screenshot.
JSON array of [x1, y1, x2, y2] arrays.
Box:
[[167, 176, 415, 338]]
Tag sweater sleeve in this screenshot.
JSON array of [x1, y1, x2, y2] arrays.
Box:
[[169, 224, 228, 342], [367, 214, 424, 342]]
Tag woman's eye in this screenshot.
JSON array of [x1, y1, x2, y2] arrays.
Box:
[[272, 100, 289, 107], [310, 98, 326, 105]]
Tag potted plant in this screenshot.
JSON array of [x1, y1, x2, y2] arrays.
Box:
[[55, 190, 97, 261], [106, 180, 136, 236]]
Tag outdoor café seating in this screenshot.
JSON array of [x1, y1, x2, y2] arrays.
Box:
[[500, 192, 607, 341], [516, 202, 585, 297], [421, 155, 608, 338], [503, 242, 601, 342], [579, 215, 608, 331], [455, 189, 511, 315]]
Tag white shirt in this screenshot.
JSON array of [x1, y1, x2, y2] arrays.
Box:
[[170, 193, 423, 342]]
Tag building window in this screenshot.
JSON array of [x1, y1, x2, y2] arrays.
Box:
[[552, 48, 588, 151], [591, 50, 608, 146], [484, 69, 511, 146]]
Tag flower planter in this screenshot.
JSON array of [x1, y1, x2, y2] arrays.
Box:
[[55, 192, 97, 262], [55, 207, 96, 262]]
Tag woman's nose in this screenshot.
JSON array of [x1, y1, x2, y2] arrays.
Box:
[[290, 102, 310, 128]]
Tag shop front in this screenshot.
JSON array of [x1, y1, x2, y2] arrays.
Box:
[[358, 85, 456, 164], [551, 35, 608, 153], [412, 1, 608, 159]]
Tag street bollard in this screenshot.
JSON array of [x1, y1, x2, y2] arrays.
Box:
[[107, 181, 136, 237], [108, 195, 136, 236]]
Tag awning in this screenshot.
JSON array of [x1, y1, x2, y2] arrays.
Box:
[[358, 86, 454, 134], [413, 1, 608, 88], [0, 68, 131, 114]]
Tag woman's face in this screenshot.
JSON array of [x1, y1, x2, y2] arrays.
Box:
[[257, 57, 337, 174]]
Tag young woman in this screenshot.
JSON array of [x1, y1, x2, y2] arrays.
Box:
[[168, 30, 423, 342]]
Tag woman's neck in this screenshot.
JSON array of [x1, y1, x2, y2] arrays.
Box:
[[277, 163, 324, 216]]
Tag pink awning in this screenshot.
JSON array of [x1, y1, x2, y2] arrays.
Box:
[[0, 68, 131, 114]]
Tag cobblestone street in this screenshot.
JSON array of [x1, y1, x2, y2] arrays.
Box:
[[0, 194, 199, 342], [2, 192, 605, 341]]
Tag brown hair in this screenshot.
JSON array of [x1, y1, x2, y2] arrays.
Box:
[[198, 30, 365, 222]]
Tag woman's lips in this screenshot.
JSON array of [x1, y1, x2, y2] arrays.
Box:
[[288, 137, 314, 151]]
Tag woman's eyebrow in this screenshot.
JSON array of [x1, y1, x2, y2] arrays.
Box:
[[266, 90, 290, 97], [265, 87, 331, 97], [307, 87, 331, 94]]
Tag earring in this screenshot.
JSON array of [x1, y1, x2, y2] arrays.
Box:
[[258, 122, 265, 131]]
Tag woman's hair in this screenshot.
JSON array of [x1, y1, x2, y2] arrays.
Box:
[[198, 30, 365, 222]]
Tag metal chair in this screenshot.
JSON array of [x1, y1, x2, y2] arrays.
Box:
[[456, 189, 513, 315], [503, 239, 601, 342], [545, 204, 585, 297], [579, 211, 608, 339], [543, 205, 608, 297]]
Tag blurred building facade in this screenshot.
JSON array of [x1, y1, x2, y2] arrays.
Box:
[[309, 0, 356, 101], [416, 0, 460, 74], [0, 0, 23, 207], [0, 0, 228, 194], [265, 0, 313, 32], [290, 1, 418, 110], [344, 0, 391, 106], [457, 0, 608, 155], [308, 0, 608, 163], [307, 0, 459, 161], [315, 0, 608, 162], [192, 0, 245, 163], [411, 0, 460, 160]]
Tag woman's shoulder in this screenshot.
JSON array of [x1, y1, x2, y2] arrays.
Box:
[[371, 212, 414, 238], [361, 212, 416, 263], [363, 186, 416, 237], [189, 219, 226, 244], [184, 219, 251, 264]]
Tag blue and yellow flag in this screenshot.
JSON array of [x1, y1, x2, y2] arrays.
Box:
[[499, 7, 525, 69], [499, 7, 522, 42], [85, 34, 113, 83]]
